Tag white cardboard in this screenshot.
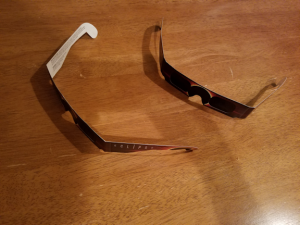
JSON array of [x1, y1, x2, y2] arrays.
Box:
[[46, 23, 98, 78]]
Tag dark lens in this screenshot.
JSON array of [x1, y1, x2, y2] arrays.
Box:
[[61, 98, 71, 111], [170, 73, 191, 92], [51, 81, 70, 111], [209, 97, 236, 113], [77, 117, 97, 143]]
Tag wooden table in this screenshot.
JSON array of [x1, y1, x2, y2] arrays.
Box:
[[1, 1, 299, 224]]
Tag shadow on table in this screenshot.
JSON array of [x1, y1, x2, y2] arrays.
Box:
[[30, 50, 99, 154]]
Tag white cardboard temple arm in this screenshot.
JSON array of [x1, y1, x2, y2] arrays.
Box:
[[46, 23, 98, 78]]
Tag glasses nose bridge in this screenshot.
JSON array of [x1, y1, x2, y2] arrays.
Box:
[[69, 108, 79, 124], [188, 86, 211, 105], [60, 98, 70, 111]]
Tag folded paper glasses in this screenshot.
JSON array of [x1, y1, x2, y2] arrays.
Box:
[[159, 22, 286, 118], [46, 22, 285, 152], [46, 23, 197, 152]]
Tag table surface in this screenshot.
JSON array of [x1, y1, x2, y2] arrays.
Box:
[[1, 1, 299, 224]]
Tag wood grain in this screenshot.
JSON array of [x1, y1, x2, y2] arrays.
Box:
[[0, 0, 299, 224]]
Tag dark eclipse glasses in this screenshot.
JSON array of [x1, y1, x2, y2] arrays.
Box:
[[46, 23, 197, 152], [159, 22, 286, 119], [46, 22, 285, 152]]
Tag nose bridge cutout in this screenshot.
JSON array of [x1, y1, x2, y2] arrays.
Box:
[[188, 86, 211, 105]]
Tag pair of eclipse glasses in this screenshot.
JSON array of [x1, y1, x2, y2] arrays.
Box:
[[46, 22, 286, 152]]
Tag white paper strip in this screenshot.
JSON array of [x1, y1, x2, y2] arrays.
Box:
[[46, 23, 98, 78]]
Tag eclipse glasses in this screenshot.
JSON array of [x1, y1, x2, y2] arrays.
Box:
[[46, 22, 286, 152]]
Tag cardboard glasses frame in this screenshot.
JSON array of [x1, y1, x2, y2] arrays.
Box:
[[46, 23, 197, 152], [159, 22, 286, 119], [46, 22, 286, 152]]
